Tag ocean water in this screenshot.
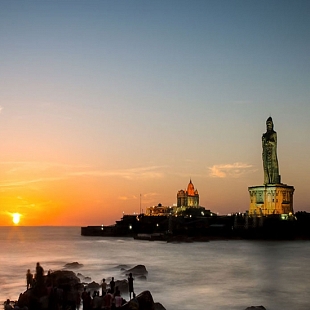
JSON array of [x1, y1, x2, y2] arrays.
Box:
[[1, 226, 310, 310]]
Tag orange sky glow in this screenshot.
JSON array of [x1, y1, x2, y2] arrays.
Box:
[[1, 2, 310, 226]]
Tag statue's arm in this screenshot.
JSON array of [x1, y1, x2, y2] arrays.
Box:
[[274, 131, 277, 146]]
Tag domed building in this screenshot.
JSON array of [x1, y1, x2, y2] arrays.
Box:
[[177, 179, 199, 207]]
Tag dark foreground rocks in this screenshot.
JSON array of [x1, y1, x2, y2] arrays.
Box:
[[121, 290, 163, 310], [244, 307, 266, 310], [13, 268, 166, 310]]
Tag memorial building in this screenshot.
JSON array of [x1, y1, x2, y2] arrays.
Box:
[[177, 179, 199, 207], [248, 117, 294, 216]]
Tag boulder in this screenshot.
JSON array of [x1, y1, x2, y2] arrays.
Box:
[[116, 264, 130, 269], [154, 302, 166, 310], [115, 279, 129, 294], [77, 272, 92, 282], [64, 262, 83, 268], [245, 307, 266, 310], [121, 290, 154, 310], [49, 270, 81, 288], [16, 270, 82, 309], [126, 265, 148, 276], [87, 281, 100, 289]]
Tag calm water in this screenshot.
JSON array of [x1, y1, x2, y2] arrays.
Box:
[[1, 226, 310, 310]]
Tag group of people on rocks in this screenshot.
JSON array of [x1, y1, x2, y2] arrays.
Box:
[[4, 263, 135, 310], [81, 273, 135, 310], [25, 262, 44, 291]]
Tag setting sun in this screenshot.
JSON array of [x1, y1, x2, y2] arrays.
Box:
[[12, 213, 21, 225]]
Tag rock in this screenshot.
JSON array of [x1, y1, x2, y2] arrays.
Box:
[[87, 281, 100, 289], [49, 270, 81, 288], [115, 279, 129, 294], [245, 307, 266, 310], [126, 265, 148, 276], [116, 264, 130, 269], [154, 302, 166, 310], [77, 273, 92, 282], [64, 262, 83, 268], [136, 275, 147, 281], [16, 270, 82, 309], [121, 290, 154, 310]]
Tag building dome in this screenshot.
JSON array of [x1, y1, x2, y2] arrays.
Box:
[[187, 179, 195, 196], [177, 179, 199, 208]]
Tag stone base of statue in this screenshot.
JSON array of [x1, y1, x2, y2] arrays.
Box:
[[248, 183, 295, 216]]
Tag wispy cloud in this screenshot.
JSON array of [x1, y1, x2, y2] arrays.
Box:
[[0, 177, 67, 188], [70, 166, 166, 180], [209, 162, 254, 178], [118, 195, 137, 201], [0, 106, 3, 113], [0, 161, 166, 190]]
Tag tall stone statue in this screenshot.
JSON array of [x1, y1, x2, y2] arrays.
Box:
[[262, 117, 280, 184]]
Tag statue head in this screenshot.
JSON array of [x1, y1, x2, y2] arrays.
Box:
[[266, 117, 273, 131]]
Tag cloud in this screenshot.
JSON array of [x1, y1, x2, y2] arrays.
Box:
[[209, 162, 254, 178], [0, 106, 3, 113], [0, 177, 68, 188], [0, 161, 166, 192], [118, 195, 137, 201], [71, 166, 166, 180]]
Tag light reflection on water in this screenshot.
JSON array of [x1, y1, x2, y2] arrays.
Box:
[[1, 226, 310, 310]]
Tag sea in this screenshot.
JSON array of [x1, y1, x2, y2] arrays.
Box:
[[1, 226, 310, 310]]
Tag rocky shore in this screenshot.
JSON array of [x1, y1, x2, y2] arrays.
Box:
[[3, 262, 267, 310], [4, 263, 166, 310]]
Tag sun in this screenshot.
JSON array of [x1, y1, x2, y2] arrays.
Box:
[[12, 213, 21, 225]]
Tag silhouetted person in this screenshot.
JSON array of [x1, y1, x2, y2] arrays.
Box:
[[103, 289, 113, 310], [75, 290, 81, 309], [83, 291, 92, 310], [4, 299, 13, 310], [81, 287, 88, 310], [101, 278, 107, 296], [26, 269, 33, 289], [35, 262, 44, 285], [114, 290, 122, 308], [128, 273, 134, 300], [109, 277, 115, 294], [92, 290, 102, 310]]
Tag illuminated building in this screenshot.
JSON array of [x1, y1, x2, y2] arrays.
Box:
[[177, 179, 199, 207], [145, 203, 174, 216]]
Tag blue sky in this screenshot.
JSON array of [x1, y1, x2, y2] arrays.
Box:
[[0, 1, 309, 225]]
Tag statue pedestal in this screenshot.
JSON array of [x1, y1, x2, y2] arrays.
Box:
[[248, 184, 294, 216]]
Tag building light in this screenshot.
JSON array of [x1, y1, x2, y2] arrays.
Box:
[[129, 225, 132, 230]]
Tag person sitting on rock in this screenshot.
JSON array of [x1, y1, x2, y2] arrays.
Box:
[[4, 299, 13, 310]]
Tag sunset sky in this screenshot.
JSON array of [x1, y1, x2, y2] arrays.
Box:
[[1, 1, 309, 226]]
